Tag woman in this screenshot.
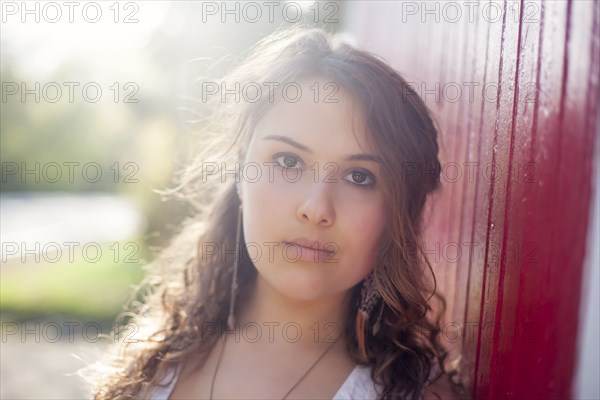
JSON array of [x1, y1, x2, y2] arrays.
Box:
[[84, 26, 468, 399]]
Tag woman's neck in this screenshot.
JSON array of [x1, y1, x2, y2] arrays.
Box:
[[234, 275, 353, 349]]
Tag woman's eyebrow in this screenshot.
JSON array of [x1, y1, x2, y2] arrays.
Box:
[[263, 134, 310, 152], [262, 134, 382, 163]]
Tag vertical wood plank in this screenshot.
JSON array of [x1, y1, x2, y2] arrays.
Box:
[[344, 0, 599, 397]]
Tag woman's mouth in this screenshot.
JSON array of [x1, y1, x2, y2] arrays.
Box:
[[283, 242, 335, 263]]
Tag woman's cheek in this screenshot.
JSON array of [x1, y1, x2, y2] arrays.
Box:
[[247, 171, 291, 207], [332, 192, 385, 253]]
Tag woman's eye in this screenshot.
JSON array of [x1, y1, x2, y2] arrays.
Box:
[[345, 170, 376, 187], [274, 153, 302, 169]]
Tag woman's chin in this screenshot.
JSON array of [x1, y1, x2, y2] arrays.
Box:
[[260, 269, 331, 302]]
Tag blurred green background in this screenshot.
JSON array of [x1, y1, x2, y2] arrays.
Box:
[[1, 1, 345, 323]]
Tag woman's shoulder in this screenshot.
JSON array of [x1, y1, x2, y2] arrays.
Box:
[[144, 363, 182, 400], [342, 361, 465, 400], [332, 364, 380, 400]]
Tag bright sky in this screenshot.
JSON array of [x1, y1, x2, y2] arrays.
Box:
[[1, 1, 171, 80]]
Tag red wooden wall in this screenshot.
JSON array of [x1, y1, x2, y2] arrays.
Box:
[[344, 1, 599, 398]]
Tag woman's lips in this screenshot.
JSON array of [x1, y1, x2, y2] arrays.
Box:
[[283, 242, 335, 263]]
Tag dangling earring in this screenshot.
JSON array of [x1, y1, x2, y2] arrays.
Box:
[[227, 203, 242, 331], [356, 271, 384, 361]]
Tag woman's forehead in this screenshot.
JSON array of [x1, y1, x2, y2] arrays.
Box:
[[249, 82, 372, 153]]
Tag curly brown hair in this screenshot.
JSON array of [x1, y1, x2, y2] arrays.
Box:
[[81, 25, 468, 400]]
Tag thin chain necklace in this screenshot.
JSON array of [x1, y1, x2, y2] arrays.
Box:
[[209, 331, 338, 400]]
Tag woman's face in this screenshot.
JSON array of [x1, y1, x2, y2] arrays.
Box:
[[239, 80, 387, 301]]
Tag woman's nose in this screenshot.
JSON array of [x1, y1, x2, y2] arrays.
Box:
[[296, 180, 336, 226]]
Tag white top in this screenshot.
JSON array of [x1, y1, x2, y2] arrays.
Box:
[[147, 363, 380, 400]]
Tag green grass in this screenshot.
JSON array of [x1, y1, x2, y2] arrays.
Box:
[[0, 240, 149, 322]]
